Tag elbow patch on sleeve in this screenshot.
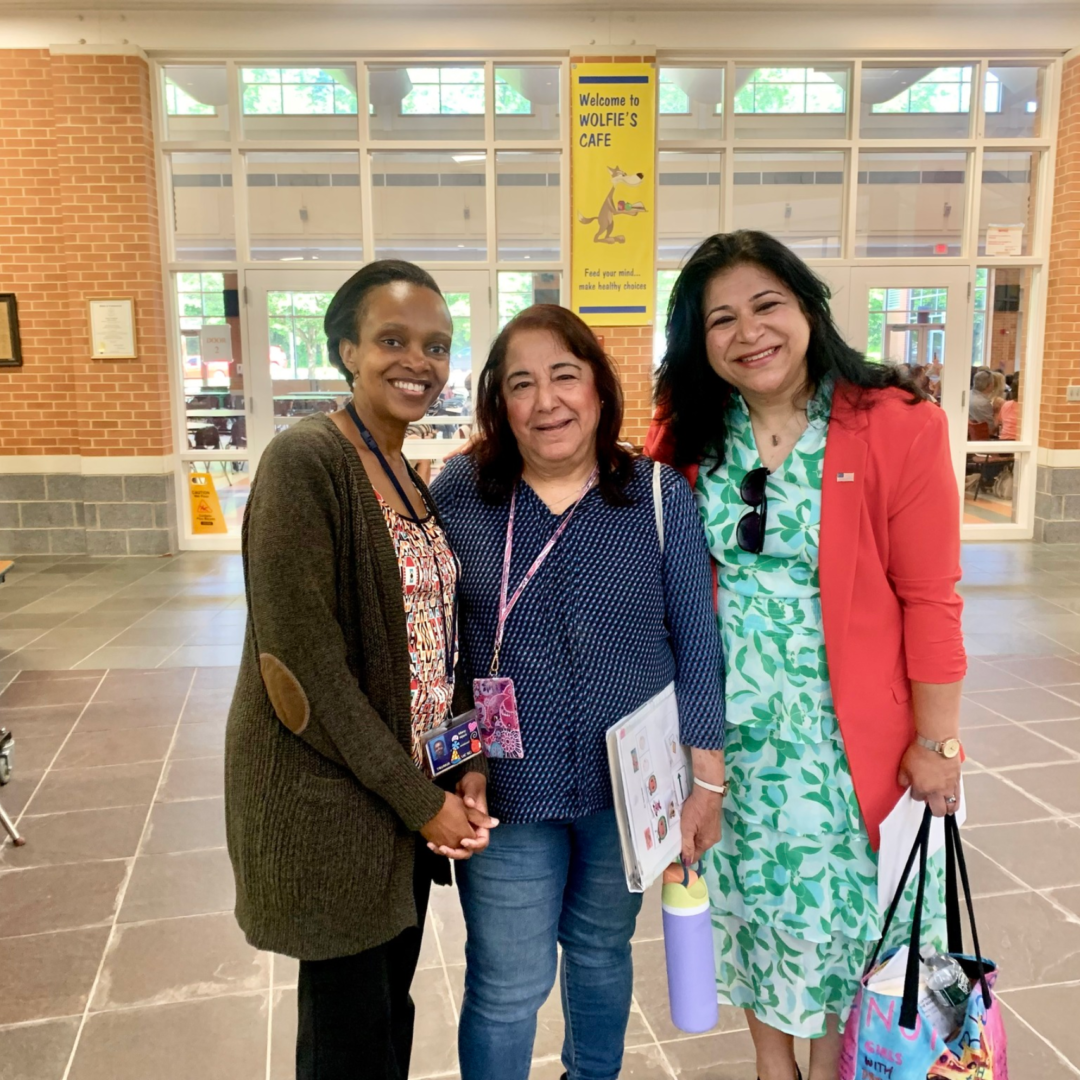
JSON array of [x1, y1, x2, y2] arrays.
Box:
[[259, 653, 311, 734]]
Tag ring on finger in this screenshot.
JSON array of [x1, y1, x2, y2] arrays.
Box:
[[945, 795, 958, 805]]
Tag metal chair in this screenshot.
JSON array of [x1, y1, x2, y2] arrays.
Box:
[[192, 425, 233, 487]]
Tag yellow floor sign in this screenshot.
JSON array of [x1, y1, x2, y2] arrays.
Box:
[[189, 472, 228, 534]]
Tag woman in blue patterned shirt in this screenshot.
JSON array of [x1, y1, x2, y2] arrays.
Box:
[[431, 305, 725, 1080]]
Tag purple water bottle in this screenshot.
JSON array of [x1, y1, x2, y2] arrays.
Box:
[[661, 863, 718, 1034]]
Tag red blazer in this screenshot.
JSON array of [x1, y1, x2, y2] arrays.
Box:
[[645, 385, 966, 849]]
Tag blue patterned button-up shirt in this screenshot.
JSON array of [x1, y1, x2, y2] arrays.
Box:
[[431, 454, 725, 824]]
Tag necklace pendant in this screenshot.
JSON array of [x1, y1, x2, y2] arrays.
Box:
[[771, 434, 780, 447]]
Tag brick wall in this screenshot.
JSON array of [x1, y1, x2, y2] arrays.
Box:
[[0, 48, 171, 458], [1040, 54, 1080, 452], [0, 50, 74, 456], [596, 326, 655, 446]]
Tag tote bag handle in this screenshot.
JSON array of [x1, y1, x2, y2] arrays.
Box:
[[866, 806, 992, 1030]]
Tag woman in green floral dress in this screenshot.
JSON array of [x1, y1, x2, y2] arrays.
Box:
[[647, 232, 966, 1080]]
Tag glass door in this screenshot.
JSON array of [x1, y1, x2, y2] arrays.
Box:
[[847, 267, 973, 529], [244, 268, 491, 474]]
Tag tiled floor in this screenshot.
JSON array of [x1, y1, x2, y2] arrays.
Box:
[[0, 546, 1079, 1078]]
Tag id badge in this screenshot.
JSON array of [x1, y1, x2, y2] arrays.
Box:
[[472, 677, 524, 759], [419, 710, 483, 779]]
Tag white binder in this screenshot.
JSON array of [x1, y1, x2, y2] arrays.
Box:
[[606, 682, 691, 893]]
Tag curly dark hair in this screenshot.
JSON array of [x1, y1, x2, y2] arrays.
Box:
[[654, 230, 920, 467], [473, 304, 635, 506], [323, 260, 443, 388]]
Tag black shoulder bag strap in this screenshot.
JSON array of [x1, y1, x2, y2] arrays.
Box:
[[866, 806, 992, 1031]]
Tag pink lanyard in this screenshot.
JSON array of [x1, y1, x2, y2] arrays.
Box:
[[490, 467, 598, 676]]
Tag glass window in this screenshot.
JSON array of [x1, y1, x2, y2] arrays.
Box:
[[733, 150, 845, 258], [177, 272, 246, 470], [733, 66, 849, 138], [979, 152, 1037, 257], [860, 65, 974, 139], [498, 272, 561, 328], [658, 152, 721, 263], [498, 271, 561, 329], [162, 65, 229, 141], [972, 266, 1031, 440], [856, 151, 968, 257], [984, 65, 1047, 138], [865, 286, 948, 368], [964, 450, 1021, 525], [965, 267, 1030, 525], [168, 153, 235, 262], [369, 65, 485, 141], [655, 269, 680, 364], [241, 67, 358, 115], [496, 152, 560, 262], [495, 66, 561, 141], [659, 72, 690, 114], [402, 67, 484, 114], [371, 152, 486, 261], [240, 66, 358, 141], [183, 461, 249, 537], [167, 82, 215, 116], [267, 290, 348, 434], [972, 267, 989, 367], [872, 66, 972, 114], [658, 67, 724, 140], [245, 152, 362, 262], [410, 290, 478, 454]]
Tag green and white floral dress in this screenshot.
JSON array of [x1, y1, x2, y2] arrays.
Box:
[[695, 382, 945, 1038]]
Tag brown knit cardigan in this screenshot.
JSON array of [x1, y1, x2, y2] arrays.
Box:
[[224, 414, 480, 961]]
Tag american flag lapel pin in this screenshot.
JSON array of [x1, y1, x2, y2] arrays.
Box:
[[837, 472, 855, 483]]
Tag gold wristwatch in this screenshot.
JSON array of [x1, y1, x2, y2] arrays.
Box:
[[915, 734, 961, 759]]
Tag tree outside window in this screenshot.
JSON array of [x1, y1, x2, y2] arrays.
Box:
[[178, 273, 227, 383], [658, 73, 691, 115], [241, 68, 358, 116], [972, 268, 989, 366], [734, 68, 846, 115], [401, 68, 485, 115], [267, 292, 336, 379], [494, 75, 533, 115], [166, 80, 216, 116], [872, 67, 979, 115]]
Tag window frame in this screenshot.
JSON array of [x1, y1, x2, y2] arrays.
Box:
[[239, 65, 360, 118]]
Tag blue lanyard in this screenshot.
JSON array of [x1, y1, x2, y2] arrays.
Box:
[[345, 402, 457, 681], [346, 402, 429, 525]]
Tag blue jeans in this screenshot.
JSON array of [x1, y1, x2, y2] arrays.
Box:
[[456, 809, 643, 1080]]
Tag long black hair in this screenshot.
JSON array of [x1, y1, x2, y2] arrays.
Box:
[[654, 230, 920, 467], [323, 260, 443, 387]]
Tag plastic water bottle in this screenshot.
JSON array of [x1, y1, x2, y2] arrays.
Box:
[[922, 949, 972, 1030], [661, 863, 718, 1033]]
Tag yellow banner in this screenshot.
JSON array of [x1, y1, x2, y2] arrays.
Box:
[[188, 472, 227, 534], [571, 63, 656, 328]]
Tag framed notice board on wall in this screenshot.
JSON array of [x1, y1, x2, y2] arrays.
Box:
[[0, 294, 22, 367], [88, 297, 137, 359]]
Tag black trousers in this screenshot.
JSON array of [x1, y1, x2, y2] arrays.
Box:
[[296, 847, 433, 1080]]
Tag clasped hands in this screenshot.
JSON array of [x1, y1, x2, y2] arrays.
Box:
[[420, 771, 499, 860]]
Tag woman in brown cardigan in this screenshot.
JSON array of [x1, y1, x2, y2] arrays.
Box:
[[225, 260, 495, 1080]]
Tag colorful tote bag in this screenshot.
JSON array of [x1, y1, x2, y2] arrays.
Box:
[[840, 808, 1008, 1080]]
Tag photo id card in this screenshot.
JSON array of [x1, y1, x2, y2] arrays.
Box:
[[472, 677, 524, 759], [420, 711, 483, 778]]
